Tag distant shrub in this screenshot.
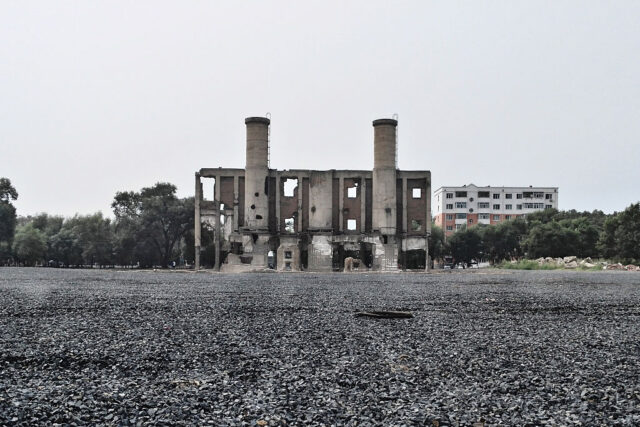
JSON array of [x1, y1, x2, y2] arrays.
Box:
[[499, 260, 562, 270]]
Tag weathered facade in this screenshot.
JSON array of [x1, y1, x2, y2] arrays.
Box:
[[194, 117, 431, 272]]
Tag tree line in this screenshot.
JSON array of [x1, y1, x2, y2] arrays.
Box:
[[0, 178, 195, 268], [2, 176, 639, 268], [431, 204, 640, 266]]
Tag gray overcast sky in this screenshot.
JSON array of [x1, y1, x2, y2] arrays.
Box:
[[1, 1, 639, 217]]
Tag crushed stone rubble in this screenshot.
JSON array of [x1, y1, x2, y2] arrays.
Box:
[[1, 268, 639, 426]]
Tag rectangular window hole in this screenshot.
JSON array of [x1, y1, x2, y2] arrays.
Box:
[[284, 251, 292, 259], [284, 218, 295, 233], [411, 219, 422, 231], [283, 179, 298, 197], [347, 186, 357, 198], [347, 219, 357, 230], [412, 188, 421, 199], [202, 178, 215, 201]]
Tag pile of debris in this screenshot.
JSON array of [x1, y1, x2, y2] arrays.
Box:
[[534, 256, 640, 271], [603, 263, 640, 271]]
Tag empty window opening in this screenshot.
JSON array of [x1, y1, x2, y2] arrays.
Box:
[[202, 178, 215, 201], [412, 188, 422, 199], [255, 214, 263, 220], [283, 179, 298, 197], [219, 214, 225, 225], [284, 251, 292, 259], [284, 218, 295, 233], [411, 219, 422, 231], [347, 219, 357, 230], [347, 185, 357, 198], [219, 203, 225, 211]]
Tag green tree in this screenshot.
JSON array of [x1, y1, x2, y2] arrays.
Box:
[[447, 226, 483, 267], [598, 203, 640, 264], [112, 183, 194, 267], [523, 221, 579, 259], [49, 228, 83, 267], [13, 223, 47, 266], [428, 225, 446, 263], [481, 218, 528, 264], [66, 213, 114, 267], [0, 178, 19, 260]]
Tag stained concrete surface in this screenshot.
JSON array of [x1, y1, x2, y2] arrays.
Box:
[[0, 268, 639, 425]]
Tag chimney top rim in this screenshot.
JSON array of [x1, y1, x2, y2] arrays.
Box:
[[372, 118, 398, 127], [245, 117, 271, 125]]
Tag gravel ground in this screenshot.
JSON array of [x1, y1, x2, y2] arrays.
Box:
[[1, 268, 639, 426]]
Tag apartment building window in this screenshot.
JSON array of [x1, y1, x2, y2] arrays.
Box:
[[516, 194, 523, 199], [505, 204, 512, 210], [456, 213, 467, 219], [446, 225, 453, 231], [446, 204, 453, 209], [493, 193, 500, 199], [446, 193, 453, 199], [478, 202, 490, 209], [455, 202, 467, 208], [523, 192, 533, 198], [545, 194, 553, 200], [493, 204, 500, 210], [505, 194, 512, 199], [534, 192, 544, 198], [446, 214, 453, 220], [493, 215, 501, 221], [505, 215, 512, 220], [524, 203, 545, 209], [545, 204, 552, 209], [478, 191, 490, 198], [455, 191, 467, 197], [455, 224, 464, 230], [516, 204, 522, 210], [479, 213, 489, 219]]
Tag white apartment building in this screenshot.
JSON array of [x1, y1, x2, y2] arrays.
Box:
[[433, 184, 559, 236]]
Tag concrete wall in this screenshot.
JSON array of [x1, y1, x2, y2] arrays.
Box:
[[309, 171, 333, 230]]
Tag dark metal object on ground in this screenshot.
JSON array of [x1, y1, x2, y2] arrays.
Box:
[[354, 311, 413, 319]]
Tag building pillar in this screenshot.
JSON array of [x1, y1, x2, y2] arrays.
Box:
[[194, 172, 202, 270], [297, 174, 303, 232], [275, 172, 281, 232], [214, 174, 221, 271], [360, 175, 367, 233], [402, 176, 408, 233], [425, 176, 431, 271], [233, 175, 239, 232], [338, 176, 344, 232]]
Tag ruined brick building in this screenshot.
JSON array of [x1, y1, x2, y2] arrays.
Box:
[[194, 117, 431, 271]]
